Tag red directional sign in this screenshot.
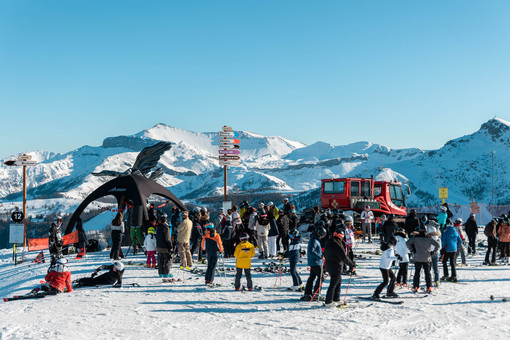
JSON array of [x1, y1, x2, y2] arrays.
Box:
[[218, 138, 240, 144]]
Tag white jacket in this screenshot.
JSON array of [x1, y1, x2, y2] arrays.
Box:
[[379, 246, 397, 270], [361, 210, 374, 224], [394, 236, 410, 263], [255, 221, 270, 237], [143, 234, 157, 252]]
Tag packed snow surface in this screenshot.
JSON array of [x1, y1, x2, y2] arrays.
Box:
[[0, 236, 509, 339]]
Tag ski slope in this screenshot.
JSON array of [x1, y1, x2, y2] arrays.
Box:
[[0, 238, 509, 339]]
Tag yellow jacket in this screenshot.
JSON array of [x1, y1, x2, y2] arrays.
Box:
[[234, 241, 255, 269]]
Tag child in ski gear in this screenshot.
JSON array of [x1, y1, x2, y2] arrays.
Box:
[[156, 213, 173, 279], [286, 229, 303, 290], [255, 214, 271, 259], [394, 231, 410, 287], [110, 212, 124, 260], [407, 225, 440, 292], [201, 222, 224, 285], [49, 215, 64, 265], [234, 233, 255, 290], [177, 211, 193, 269], [441, 219, 462, 282], [360, 205, 374, 243], [303, 225, 326, 301], [143, 227, 157, 268], [41, 257, 73, 294], [324, 227, 354, 307], [372, 236, 398, 299], [426, 219, 442, 286], [75, 261, 125, 287]]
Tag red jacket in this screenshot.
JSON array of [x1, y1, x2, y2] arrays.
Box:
[[45, 270, 73, 293]]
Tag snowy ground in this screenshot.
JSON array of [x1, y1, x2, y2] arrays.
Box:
[[1, 238, 509, 340]]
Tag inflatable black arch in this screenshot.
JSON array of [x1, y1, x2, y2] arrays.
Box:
[[64, 174, 186, 235]]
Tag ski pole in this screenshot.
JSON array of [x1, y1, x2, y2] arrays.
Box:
[[341, 270, 354, 309]]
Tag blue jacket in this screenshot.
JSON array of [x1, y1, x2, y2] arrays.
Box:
[[286, 236, 301, 262], [441, 226, 462, 252], [307, 234, 322, 267]]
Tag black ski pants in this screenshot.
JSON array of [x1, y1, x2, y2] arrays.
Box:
[[191, 237, 204, 260], [277, 232, 289, 252], [325, 268, 342, 304], [205, 251, 219, 283], [396, 262, 409, 285], [157, 252, 172, 276], [413, 261, 432, 289], [485, 238, 498, 264], [467, 234, 477, 255], [442, 252, 457, 278], [234, 268, 252, 290], [374, 268, 395, 296], [110, 230, 123, 260], [305, 265, 322, 296]]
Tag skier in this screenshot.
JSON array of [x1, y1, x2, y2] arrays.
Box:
[[201, 222, 224, 286], [483, 218, 498, 265], [497, 217, 510, 264], [302, 225, 327, 301], [464, 214, 478, 255], [234, 233, 255, 291], [382, 214, 397, 243], [267, 205, 280, 258], [394, 231, 410, 288], [143, 227, 157, 268], [74, 261, 125, 287], [360, 205, 374, 243], [282, 198, 292, 215], [324, 227, 354, 307], [286, 229, 303, 291], [426, 218, 442, 287], [441, 219, 463, 282], [373, 236, 399, 299], [407, 224, 439, 292], [276, 210, 290, 252], [190, 208, 205, 262], [156, 213, 174, 281], [110, 212, 124, 261], [255, 213, 271, 259], [404, 209, 420, 237], [221, 211, 234, 258], [48, 215, 64, 265], [344, 216, 356, 273], [437, 206, 448, 230], [453, 218, 467, 266], [40, 258, 73, 295], [177, 211, 193, 269]]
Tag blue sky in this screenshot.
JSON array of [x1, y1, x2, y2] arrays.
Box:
[[1, 0, 509, 158]]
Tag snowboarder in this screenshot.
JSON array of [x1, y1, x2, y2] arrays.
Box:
[[441, 220, 463, 282], [156, 213, 173, 280], [234, 233, 255, 291], [286, 229, 303, 291], [48, 215, 64, 264], [177, 211, 193, 269], [302, 225, 327, 301], [324, 227, 354, 307], [74, 261, 125, 287], [201, 222, 224, 286], [360, 205, 374, 243], [407, 224, 440, 292], [372, 236, 399, 299], [110, 212, 124, 261], [143, 227, 157, 268]]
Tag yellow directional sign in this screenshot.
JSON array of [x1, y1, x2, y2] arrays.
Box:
[[439, 187, 448, 199]]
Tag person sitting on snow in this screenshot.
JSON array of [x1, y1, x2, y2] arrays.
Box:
[[35, 258, 73, 295], [74, 261, 125, 287]]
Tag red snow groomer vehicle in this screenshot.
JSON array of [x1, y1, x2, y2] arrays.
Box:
[[320, 177, 408, 225]]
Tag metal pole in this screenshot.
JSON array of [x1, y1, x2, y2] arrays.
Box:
[[491, 151, 494, 219], [22, 164, 27, 262], [224, 165, 227, 202]]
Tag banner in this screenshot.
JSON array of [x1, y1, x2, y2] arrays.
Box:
[[28, 230, 79, 252]]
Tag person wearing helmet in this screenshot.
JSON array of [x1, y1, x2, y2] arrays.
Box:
[[109, 212, 125, 261], [277, 210, 291, 253], [283, 198, 292, 216], [323, 227, 354, 307], [394, 230, 410, 288], [177, 211, 193, 269], [372, 236, 399, 299], [360, 205, 374, 243], [464, 214, 478, 256], [48, 215, 64, 265], [143, 227, 157, 268], [301, 225, 327, 301], [343, 216, 356, 274], [38, 257, 73, 295], [426, 219, 442, 287], [234, 233, 255, 291], [255, 214, 271, 259], [201, 222, 224, 286], [453, 219, 467, 266], [267, 206, 280, 258], [285, 229, 303, 291], [406, 224, 440, 292], [74, 261, 125, 288], [437, 206, 448, 230], [440, 219, 463, 282], [156, 213, 174, 281]]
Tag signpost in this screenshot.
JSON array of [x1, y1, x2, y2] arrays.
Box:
[[439, 187, 448, 204], [4, 154, 37, 263], [219, 126, 242, 202]]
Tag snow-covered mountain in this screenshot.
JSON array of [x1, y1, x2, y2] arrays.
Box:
[[1, 118, 509, 213]]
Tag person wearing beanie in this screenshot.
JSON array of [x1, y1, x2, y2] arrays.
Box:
[[234, 233, 255, 291]]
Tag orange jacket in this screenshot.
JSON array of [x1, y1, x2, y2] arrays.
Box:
[[44, 270, 73, 293], [201, 229, 223, 253], [498, 223, 510, 243]]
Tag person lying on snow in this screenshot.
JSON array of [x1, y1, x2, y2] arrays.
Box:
[[74, 261, 125, 287]]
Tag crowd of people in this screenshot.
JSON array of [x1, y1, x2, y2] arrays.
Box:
[[39, 200, 510, 308]]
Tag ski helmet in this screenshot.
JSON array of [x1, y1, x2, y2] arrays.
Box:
[[365, 205, 370, 210], [240, 233, 249, 240], [455, 218, 463, 224], [440, 206, 447, 212], [54, 215, 63, 223], [314, 226, 327, 239], [289, 229, 300, 239], [380, 214, 387, 221], [317, 220, 326, 228], [113, 261, 124, 271], [333, 227, 345, 238], [159, 212, 167, 222], [345, 216, 353, 224], [267, 201, 274, 207], [201, 207, 208, 214], [56, 257, 68, 265], [148, 227, 155, 234]]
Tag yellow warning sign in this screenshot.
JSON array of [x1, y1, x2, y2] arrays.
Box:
[[439, 187, 448, 199]]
